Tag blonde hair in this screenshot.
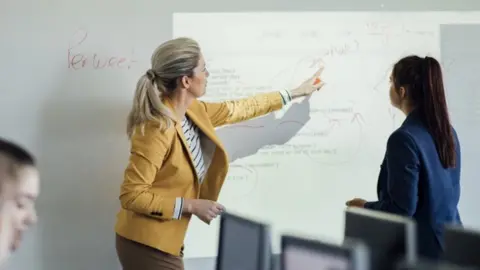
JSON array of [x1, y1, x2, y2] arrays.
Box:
[[126, 37, 201, 138]]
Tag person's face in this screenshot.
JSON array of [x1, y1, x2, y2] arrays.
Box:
[[0, 166, 39, 264], [183, 54, 209, 98], [389, 74, 406, 109], [0, 182, 16, 265]]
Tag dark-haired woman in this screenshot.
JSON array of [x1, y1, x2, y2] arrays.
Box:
[[346, 55, 462, 259]]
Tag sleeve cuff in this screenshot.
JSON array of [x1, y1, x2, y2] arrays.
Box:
[[364, 201, 377, 210], [173, 197, 184, 220], [279, 90, 292, 105]]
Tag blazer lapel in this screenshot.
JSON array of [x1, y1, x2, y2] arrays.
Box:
[[163, 98, 198, 180], [186, 107, 225, 152], [162, 98, 227, 184]]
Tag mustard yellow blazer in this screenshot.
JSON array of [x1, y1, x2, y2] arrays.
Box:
[[115, 91, 285, 256]]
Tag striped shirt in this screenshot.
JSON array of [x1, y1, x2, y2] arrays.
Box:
[[173, 116, 208, 220], [181, 117, 207, 182], [172, 89, 293, 219]]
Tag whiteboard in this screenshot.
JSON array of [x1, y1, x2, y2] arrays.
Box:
[[173, 12, 480, 258]]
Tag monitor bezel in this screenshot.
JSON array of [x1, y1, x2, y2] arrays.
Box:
[[344, 207, 418, 268], [216, 212, 271, 270], [443, 223, 480, 267], [280, 234, 370, 270]]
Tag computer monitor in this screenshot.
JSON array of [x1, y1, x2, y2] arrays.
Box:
[[344, 207, 417, 270], [215, 212, 272, 270], [444, 224, 480, 268], [396, 258, 479, 270], [281, 234, 370, 270]]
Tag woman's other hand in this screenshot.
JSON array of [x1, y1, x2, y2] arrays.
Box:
[[184, 199, 225, 224], [345, 198, 367, 208]]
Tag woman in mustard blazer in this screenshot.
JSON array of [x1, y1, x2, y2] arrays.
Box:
[[114, 37, 325, 270]]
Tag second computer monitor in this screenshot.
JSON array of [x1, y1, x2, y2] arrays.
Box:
[[344, 207, 417, 270], [443, 224, 480, 268], [281, 235, 370, 270], [396, 258, 479, 270], [215, 212, 272, 270]]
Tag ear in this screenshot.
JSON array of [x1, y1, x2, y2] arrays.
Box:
[[398, 86, 407, 99], [179, 75, 191, 89]]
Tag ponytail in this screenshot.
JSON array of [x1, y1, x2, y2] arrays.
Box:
[[392, 55, 456, 168], [127, 37, 201, 138], [126, 74, 175, 138], [421, 57, 456, 168]]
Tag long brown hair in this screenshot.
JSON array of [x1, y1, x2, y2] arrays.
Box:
[[392, 55, 456, 168]]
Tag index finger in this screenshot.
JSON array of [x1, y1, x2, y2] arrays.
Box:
[[313, 66, 324, 78]]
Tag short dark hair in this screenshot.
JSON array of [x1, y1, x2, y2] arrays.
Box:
[[0, 138, 35, 167], [392, 55, 455, 168]]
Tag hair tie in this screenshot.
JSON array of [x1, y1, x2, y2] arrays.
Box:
[[146, 69, 156, 81]]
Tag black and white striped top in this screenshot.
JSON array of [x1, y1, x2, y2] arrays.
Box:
[[173, 116, 208, 220], [181, 117, 206, 183]]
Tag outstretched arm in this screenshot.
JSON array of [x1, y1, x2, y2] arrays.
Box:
[[201, 67, 325, 127], [200, 90, 290, 127]]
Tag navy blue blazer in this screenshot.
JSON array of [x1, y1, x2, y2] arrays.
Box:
[[364, 110, 462, 259]]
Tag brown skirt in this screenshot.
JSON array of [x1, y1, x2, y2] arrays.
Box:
[[116, 234, 184, 270]]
